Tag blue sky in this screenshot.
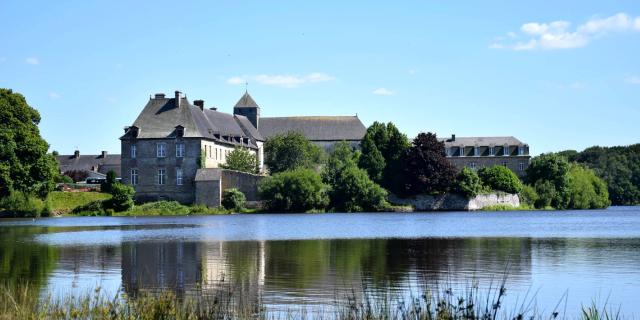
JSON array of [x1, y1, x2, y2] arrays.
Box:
[[1, 1, 639, 155]]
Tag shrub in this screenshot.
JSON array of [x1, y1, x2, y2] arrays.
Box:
[[478, 166, 523, 194], [100, 170, 117, 193], [72, 200, 105, 216], [259, 168, 329, 212], [222, 188, 246, 211], [54, 174, 73, 184], [518, 184, 539, 207], [221, 148, 259, 174], [0, 192, 43, 217], [455, 167, 485, 198], [533, 180, 556, 209], [103, 183, 134, 212], [126, 201, 190, 216]]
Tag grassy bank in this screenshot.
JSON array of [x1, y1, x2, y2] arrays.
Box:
[[0, 282, 621, 320], [47, 191, 112, 215]]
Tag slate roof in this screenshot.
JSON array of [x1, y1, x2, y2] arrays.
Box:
[[56, 153, 122, 177], [259, 116, 366, 141], [440, 136, 526, 147], [121, 96, 261, 148], [234, 92, 259, 109], [195, 168, 222, 181]]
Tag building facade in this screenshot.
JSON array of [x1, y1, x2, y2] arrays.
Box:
[[56, 150, 121, 180], [442, 135, 531, 176]]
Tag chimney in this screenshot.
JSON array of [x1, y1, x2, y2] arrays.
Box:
[[174, 91, 182, 107], [209, 106, 217, 111], [154, 93, 165, 99], [74, 150, 80, 158], [194, 99, 205, 111], [101, 151, 108, 158], [451, 134, 456, 142]]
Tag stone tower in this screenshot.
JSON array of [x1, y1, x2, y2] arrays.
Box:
[[233, 91, 260, 129]]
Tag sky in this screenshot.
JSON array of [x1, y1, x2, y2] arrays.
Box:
[[1, 1, 639, 155]]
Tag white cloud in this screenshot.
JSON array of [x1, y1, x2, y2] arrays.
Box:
[[491, 13, 640, 50], [25, 57, 40, 65], [625, 76, 640, 85], [372, 88, 394, 96], [48, 92, 61, 100], [226, 73, 333, 88]]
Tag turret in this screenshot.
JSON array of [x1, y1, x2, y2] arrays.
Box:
[[233, 91, 260, 129]]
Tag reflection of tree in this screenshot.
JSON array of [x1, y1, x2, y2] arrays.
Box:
[[0, 227, 59, 290]]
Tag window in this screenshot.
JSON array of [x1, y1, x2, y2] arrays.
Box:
[[130, 168, 138, 185], [519, 162, 526, 171], [157, 168, 166, 185], [131, 145, 137, 159], [215, 148, 218, 160], [157, 143, 166, 158], [176, 168, 183, 185], [176, 143, 185, 158], [503, 145, 509, 156], [518, 146, 525, 156], [459, 146, 465, 157], [469, 162, 477, 170], [474, 146, 480, 157], [489, 146, 495, 156]]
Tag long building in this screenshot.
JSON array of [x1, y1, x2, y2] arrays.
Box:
[[441, 135, 531, 176]]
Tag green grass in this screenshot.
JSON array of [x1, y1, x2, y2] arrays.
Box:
[[47, 191, 111, 215]]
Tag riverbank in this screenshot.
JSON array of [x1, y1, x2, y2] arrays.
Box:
[[0, 282, 620, 320]]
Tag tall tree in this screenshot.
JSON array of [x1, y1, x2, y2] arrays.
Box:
[[403, 132, 457, 195], [264, 131, 323, 174], [358, 121, 410, 193], [221, 147, 259, 174], [0, 88, 57, 198]]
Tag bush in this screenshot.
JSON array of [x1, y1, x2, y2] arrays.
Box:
[[259, 168, 329, 212], [0, 191, 43, 217], [126, 201, 190, 216], [221, 188, 246, 211], [455, 167, 485, 198], [71, 200, 106, 216], [478, 166, 523, 194], [103, 183, 134, 212], [533, 180, 556, 209], [100, 170, 117, 193], [518, 184, 539, 207], [54, 174, 73, 184]]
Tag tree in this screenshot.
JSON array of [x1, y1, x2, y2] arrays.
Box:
[[0, 89, 58, 199], [264, 131, 324, 174], [526, 153, 571, 209], [101, 170, 117, 193], [103, 183, 134, 212], [478, 166, 523, 194], [403, 132, 457, 195], [566, 164, 610, 209], [221, 148, 259, 174], [358, 135, 385, 182], [519, 184, 539, 208], [222, 188, 246, 211], [323, 142, 388, 212], [259, 168, 329, 212], [455, 167, 485, 198], [358, 122, 410, 193]]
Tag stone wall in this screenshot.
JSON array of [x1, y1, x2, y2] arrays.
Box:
[[221, 169, 263, 201], [195, 168, 264, 207], [195, 180, 220, 208], [388, 192, 520, 211]]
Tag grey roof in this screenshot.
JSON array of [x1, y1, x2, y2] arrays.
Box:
[[259, 116, 366, 141], [56, 154, 121, 177], [440, 136, 526, 147], [234, 92, 259, 109], [121, 95, 261, 148], [235, 115, 264, 141], [195, 168, 222, 181]]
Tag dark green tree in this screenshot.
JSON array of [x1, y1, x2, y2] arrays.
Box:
[[103, 183, 135, 212], [264, 131, 324, 174], [358, 122, 410, 194], [0, 89, 58, 199], [221, 188, 246, 211], [358, 135, 385, 182], [259, 168, 329, 212], [403, 132, 457, 195], [478, 166, 523, 194], [101, 170, 117, 193], [525, 153, 571, 209], [221, 147, 259, 174], [455, 167, 485, 198]]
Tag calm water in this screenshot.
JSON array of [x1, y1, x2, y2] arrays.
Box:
[[1, 207, 640, 316]]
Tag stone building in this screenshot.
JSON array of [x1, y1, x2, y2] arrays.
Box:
[[56, 150, 121, 180], [441, 135, 531, 176], [120, 90, 366, 205]]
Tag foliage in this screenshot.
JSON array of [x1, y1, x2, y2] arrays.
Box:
[[566, 164, 610, 209], [64, 170, 89, 183], [478, 166, 523, 194], [358, 122, 410, 194], [71, 200, 106, 216], [103, 183, 134, 212], [533, 180, 557, 209], [100, 170, 117, 193], [0, 89, 59, 199], [0, 191, 44, 217], [48, 191, 112, 214], [526, 153, 571, 209], [220, 148, 259, 174], [518, 184, 539, 207], [558, 144, 640, 205], [403, 132, 457, 195], [455, 167, 486, 198], [198, 148, 206, 169], [54, 174, 73, 184], [221, 188, 246, 211], [126, 201, 190, 216], [264, 131, 324, 174], [322, 142, 388, 212], [259, 168, 329, 212]]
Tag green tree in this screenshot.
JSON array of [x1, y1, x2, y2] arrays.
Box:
[[518, 184, 539, 208], [358, 135, 385, 182], [104, 183, 134, 212], [358, 122, 410, 193], [221, 147, 259, 174], [404, 132, 457, 195], [526, 153, 571, 209], [455, 167, 485, 198], [259, 168, 329, 212], [0, 88, 58, 199], [566, 163, 610, 209], [264, 131, 324, 174], [101, 170, 117, 193], [221, 188, 246, 211], [323, 142, 388, 212], [478, 166, 523, 194]]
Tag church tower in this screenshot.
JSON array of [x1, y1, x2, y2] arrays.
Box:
[[233, 91, 260, 129]]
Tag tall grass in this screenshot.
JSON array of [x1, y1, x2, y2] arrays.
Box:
[[0, 281, 624, 320]]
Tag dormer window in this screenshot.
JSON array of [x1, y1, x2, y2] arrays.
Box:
[[459, 146, 465, 157], [489, 146, 495, 156], [175, 125, 184, 138], [445, 147, 451, 157], [474, 146, 480, 157], [503, 145, 510, 156], [518, 145, 525, 156]]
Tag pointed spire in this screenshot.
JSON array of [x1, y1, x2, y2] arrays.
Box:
[[234, 91, 259, 109]]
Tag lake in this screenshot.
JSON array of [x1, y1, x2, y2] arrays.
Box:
[[1, 206, 640, 317]]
